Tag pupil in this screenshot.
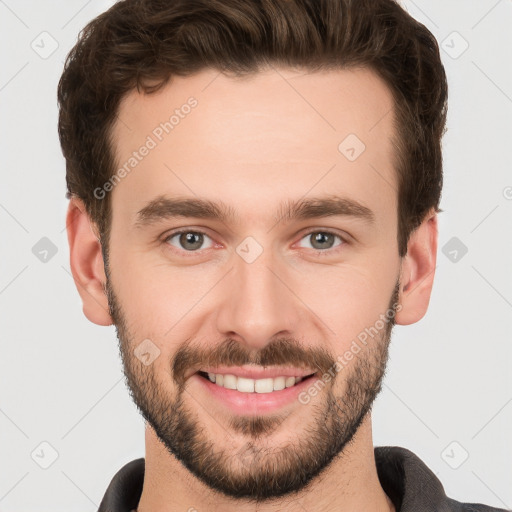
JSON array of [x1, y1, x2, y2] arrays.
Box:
[[311, 232, 333, 249], [181, 232, 203, 250]]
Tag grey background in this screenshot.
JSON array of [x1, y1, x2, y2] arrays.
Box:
[[1, 0, 511, 510]]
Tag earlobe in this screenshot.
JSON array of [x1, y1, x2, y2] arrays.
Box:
[[395, 209, 438, 326], [66, 197, 112, 326]]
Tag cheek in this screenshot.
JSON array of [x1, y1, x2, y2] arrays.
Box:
[[109, 241, 183, 322], [295, 263, 397, 348], [109, 254, 216, 372]]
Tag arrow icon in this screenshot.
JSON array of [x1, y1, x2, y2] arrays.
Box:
[[32, 237, 58, 262], [31, 441, 59, 469], [135, 339, 160, 365], [236, 237, 263, 263]]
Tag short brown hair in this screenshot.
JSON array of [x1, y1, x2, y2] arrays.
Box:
[[57, 0, 448, 258]]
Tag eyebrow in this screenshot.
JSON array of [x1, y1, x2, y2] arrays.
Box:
[[134, 194, 375, 228]]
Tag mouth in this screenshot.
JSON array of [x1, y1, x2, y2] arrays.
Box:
[[196, 370, 318, 393], [192, 369, 320, 414]]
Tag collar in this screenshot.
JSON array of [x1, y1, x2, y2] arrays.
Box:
[[98, 445, 496, 512]]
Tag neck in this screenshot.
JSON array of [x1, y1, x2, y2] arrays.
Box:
[[137, 415, 395, 512]]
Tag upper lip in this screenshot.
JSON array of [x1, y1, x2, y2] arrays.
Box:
[[194, 365, 318, 380]]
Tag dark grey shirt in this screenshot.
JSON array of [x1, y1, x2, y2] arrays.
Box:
[[98, 445, 510, 512]]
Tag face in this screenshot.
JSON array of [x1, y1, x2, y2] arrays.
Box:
[[105, 66, 403, 501]]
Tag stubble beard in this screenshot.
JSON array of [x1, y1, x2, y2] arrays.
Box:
[[105, 272, 399, 503]]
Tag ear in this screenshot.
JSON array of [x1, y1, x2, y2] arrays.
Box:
[[66, 197, 112, 326], [395, 209, 438, 325]]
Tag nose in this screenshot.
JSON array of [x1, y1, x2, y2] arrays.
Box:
[[215, 247, 303, 351]]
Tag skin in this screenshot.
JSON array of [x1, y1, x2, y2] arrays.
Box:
[[67, 66, 437, 512]]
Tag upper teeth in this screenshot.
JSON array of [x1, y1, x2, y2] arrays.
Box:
[[207, 373, 305, 393]]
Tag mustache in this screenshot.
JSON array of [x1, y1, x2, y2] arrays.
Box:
[[172, 337, 336, 387]]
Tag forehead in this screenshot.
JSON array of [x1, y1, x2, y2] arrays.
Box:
[[110, 66, 397, 226]]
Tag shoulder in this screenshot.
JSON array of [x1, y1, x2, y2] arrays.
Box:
[[374, 446, 510, 512], [98, 458, 145, 512], [445, 498, 511, 512]]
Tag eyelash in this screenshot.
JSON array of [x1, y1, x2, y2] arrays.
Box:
[[162, 228, 348, 257]]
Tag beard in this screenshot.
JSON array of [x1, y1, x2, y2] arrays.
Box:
[[105, 270, 400, 504]]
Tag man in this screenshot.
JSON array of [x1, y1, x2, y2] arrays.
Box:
[[57, 0, 508, 511]]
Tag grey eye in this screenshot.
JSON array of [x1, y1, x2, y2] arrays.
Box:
[[166, 231, 214, 251], [298, 231, 343, 251]]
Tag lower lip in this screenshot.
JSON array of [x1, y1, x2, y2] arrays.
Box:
[[192, 373, 318, 414]]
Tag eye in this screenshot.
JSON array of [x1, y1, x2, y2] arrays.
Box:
[[296, 230, 345, 252], [164, 230, 215, 252]]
